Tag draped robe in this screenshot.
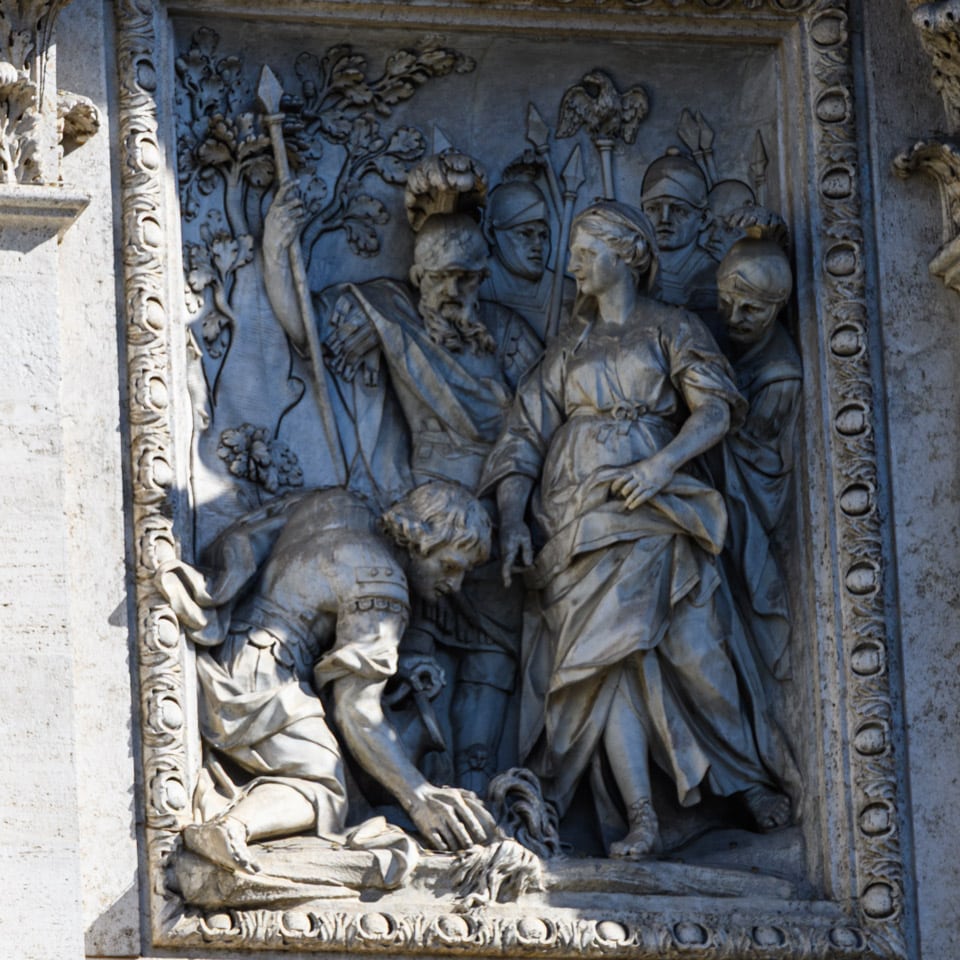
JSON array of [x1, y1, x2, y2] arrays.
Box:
[[482, 300, 793, 816]]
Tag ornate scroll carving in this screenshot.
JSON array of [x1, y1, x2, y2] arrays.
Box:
[[114, 0, 184, 939], [0, 0, 67, 182], [894, 139, 960, 291], [58, 89, 99, 155], [114, 1, 910, 957], [896, 1, 960, 293]]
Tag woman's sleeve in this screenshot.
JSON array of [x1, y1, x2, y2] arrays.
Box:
[[479, 341, 566, 494], [667, 311, 747, 426]]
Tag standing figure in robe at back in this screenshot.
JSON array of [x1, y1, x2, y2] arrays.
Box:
[[482, 179, 576, 343], [713, 235, 802, 684], [482, 200, 796, 859], [262, 150, 543, 795], [640, 147, 722, 343]]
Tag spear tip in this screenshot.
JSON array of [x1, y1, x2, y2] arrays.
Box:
[[751, 129, 769, 169], [257, 64, 285, 114], [526, 102, 550, 148], [698, 112, 715, 150], [433, 125, 454, 154], [677, 107, 700, 152]]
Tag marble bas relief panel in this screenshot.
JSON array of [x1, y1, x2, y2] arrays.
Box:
[[117, 2, 908, 957]]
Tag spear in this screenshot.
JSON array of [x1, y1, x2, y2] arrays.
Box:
[[678, 109, 703, 168], [547, 144, 585, 339], [433, 124, 454, 154], [525, 103, 563, 215], [696, 112, 719, 189], [258, 65, 346, 487], [677, 109, 718, 190], [750, 130, 770, 207]]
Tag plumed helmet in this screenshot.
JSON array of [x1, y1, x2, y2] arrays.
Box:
[[405, 149, 488, 232]]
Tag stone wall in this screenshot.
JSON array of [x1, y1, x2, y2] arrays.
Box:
[[863, 5, 960, 959]]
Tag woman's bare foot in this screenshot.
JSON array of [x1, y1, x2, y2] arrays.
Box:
[[741, 784, 791, 832], [609, 799, 659, 860], [183, 816, 260, 873]]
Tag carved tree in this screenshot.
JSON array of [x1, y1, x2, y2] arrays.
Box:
[[174, 28, 475, 480]]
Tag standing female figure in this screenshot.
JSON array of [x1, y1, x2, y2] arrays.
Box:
[[482, 201, 792, 858]]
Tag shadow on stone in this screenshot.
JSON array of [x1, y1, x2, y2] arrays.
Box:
[[84, 879, 141, 957]]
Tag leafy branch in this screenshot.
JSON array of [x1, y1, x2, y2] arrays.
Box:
[[288, 38, 474, 259], [173, 29, 475, 480], [218, 423, 304, 500], [175, 28, 312, 233], [183, 211, 254, 406]]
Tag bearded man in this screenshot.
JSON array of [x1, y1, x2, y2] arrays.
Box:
[[262, 168, 542, 795]]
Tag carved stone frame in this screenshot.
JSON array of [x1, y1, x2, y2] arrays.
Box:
[[115, 0, 911, 956]]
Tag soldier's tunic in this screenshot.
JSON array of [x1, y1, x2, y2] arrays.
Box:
[[194, 489, 409, 833]]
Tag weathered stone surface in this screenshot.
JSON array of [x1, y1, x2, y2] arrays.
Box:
[[112, 3, 902, 956], [0, 2, 129, 958], [0, 1, 959, 959], [867, 5, 960, 960], [0, 183, 86, 960], [58, 2, 141, 954]]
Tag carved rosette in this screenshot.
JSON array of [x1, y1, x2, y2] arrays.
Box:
[[114, 0, 910, 956]]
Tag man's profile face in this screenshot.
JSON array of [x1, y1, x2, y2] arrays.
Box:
[[494, 220, 550, 281], [641, 196, 703, 252], [407, 542, 479, 602]]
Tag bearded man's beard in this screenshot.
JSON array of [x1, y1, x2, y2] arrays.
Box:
[[419, 292, 495, 355]]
